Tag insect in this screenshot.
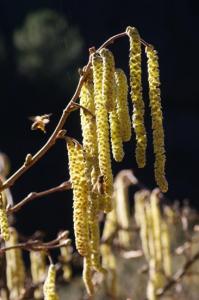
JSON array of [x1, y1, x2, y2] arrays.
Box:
[[29, 114, 52, 133], [92, 175, 105, 195]]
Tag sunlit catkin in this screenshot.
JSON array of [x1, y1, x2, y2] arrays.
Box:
[[126, 26, 147, 168], [43, 264, 59, 300], [80, 71, 98, 164], [114, 69, 131, 142], [0, 192, 10, 241], [100, 48, 115, 112], [146, 45, 168, 192], [92, 53, 113, 212], [83, 256, 94, 295], [109, 81, 124, 162], [30, 251, 47, 299], [66, 139, 89, 256], [5, 228, 25, 300]]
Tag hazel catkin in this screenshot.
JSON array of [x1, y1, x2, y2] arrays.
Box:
[[5, 228, 25, 300], [83, 256, 94, 295], [100, 48, 116, 112], [109, 85, 124, 162], [43, 264, 59, 300], [92, 53, 113, 212], [114, 69, 132, 142], [126, 26, 147, 168], [66, 139, 89, 256], [0, 192, 10, 241], [146, 45, 168, 192]]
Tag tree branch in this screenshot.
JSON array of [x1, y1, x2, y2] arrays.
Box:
[[7, 180, 71, 214], [0, 231, 71, 255], [157, 250, 199, 297]]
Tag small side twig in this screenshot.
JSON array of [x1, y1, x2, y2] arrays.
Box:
[[157, 250, 199, 297], [7, 180, 71, 214], [0, 231, 71, 255]]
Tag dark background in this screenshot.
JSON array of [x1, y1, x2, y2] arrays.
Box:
[[0, 0, 198, 239]]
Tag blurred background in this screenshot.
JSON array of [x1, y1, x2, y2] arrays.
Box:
[[0, 0, 198, 239]]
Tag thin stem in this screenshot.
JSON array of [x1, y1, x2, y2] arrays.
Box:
[[0, 235, 71, 255], [7, 180, 71, 214], [156, 250, 199, 297]]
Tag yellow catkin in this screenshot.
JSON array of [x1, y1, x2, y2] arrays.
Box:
[[79, 78, 105, 272], [80, 71, 98, 164], [99, 48, 124, 161], [30, 251, 47, 299], [150, 189, 162, 270], [114, 172, 133, 248], [82, 256, 94, 295], [134, 190, 151, 259], [79, 69, 107, 212], [114, 69, 132, 142], [161, 220, 172, 277], [92, 53, 113, 212], [101, 201, 117, 243], [5, 228, 25, 300], [126, 26, 147, 168], [109, 83, 124, 162], [67, 139, 89, 257], [43, 264, 59, 300], [0, 192, 10, 241], [146, 45, 168, 192], [100, 48, 115, 112]]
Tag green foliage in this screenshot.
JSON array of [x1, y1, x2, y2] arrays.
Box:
[[13, 10, 83, 87]]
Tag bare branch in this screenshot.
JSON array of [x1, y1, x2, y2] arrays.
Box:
[[7, 180, 71, 214], [157, 250, 199, 297]]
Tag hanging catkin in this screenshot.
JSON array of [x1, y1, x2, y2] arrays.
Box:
[[5, 228, 25, 300], [82, 256, 94, 295], [30, 251, 47, 299], [109, 80, 124, 162], [114, 69, 132, 142], [0, 192, 10, 241], [146, 45, 168, 192], [66, 139, 89, 256], [126, 26, 147, 168], [92, 53, 113, 212], [43, 264, 59, 300], [100, 48, 115, 112], [99, 48, 124, 161]]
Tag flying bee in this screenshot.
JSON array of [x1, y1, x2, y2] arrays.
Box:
[[92, 175, 105, 195], [29, 114, 52, 133]]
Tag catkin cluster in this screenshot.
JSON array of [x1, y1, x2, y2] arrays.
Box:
[[66, 25, 169, 295], [134, 189, 172, 300], [126, 26, 168, 191]]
